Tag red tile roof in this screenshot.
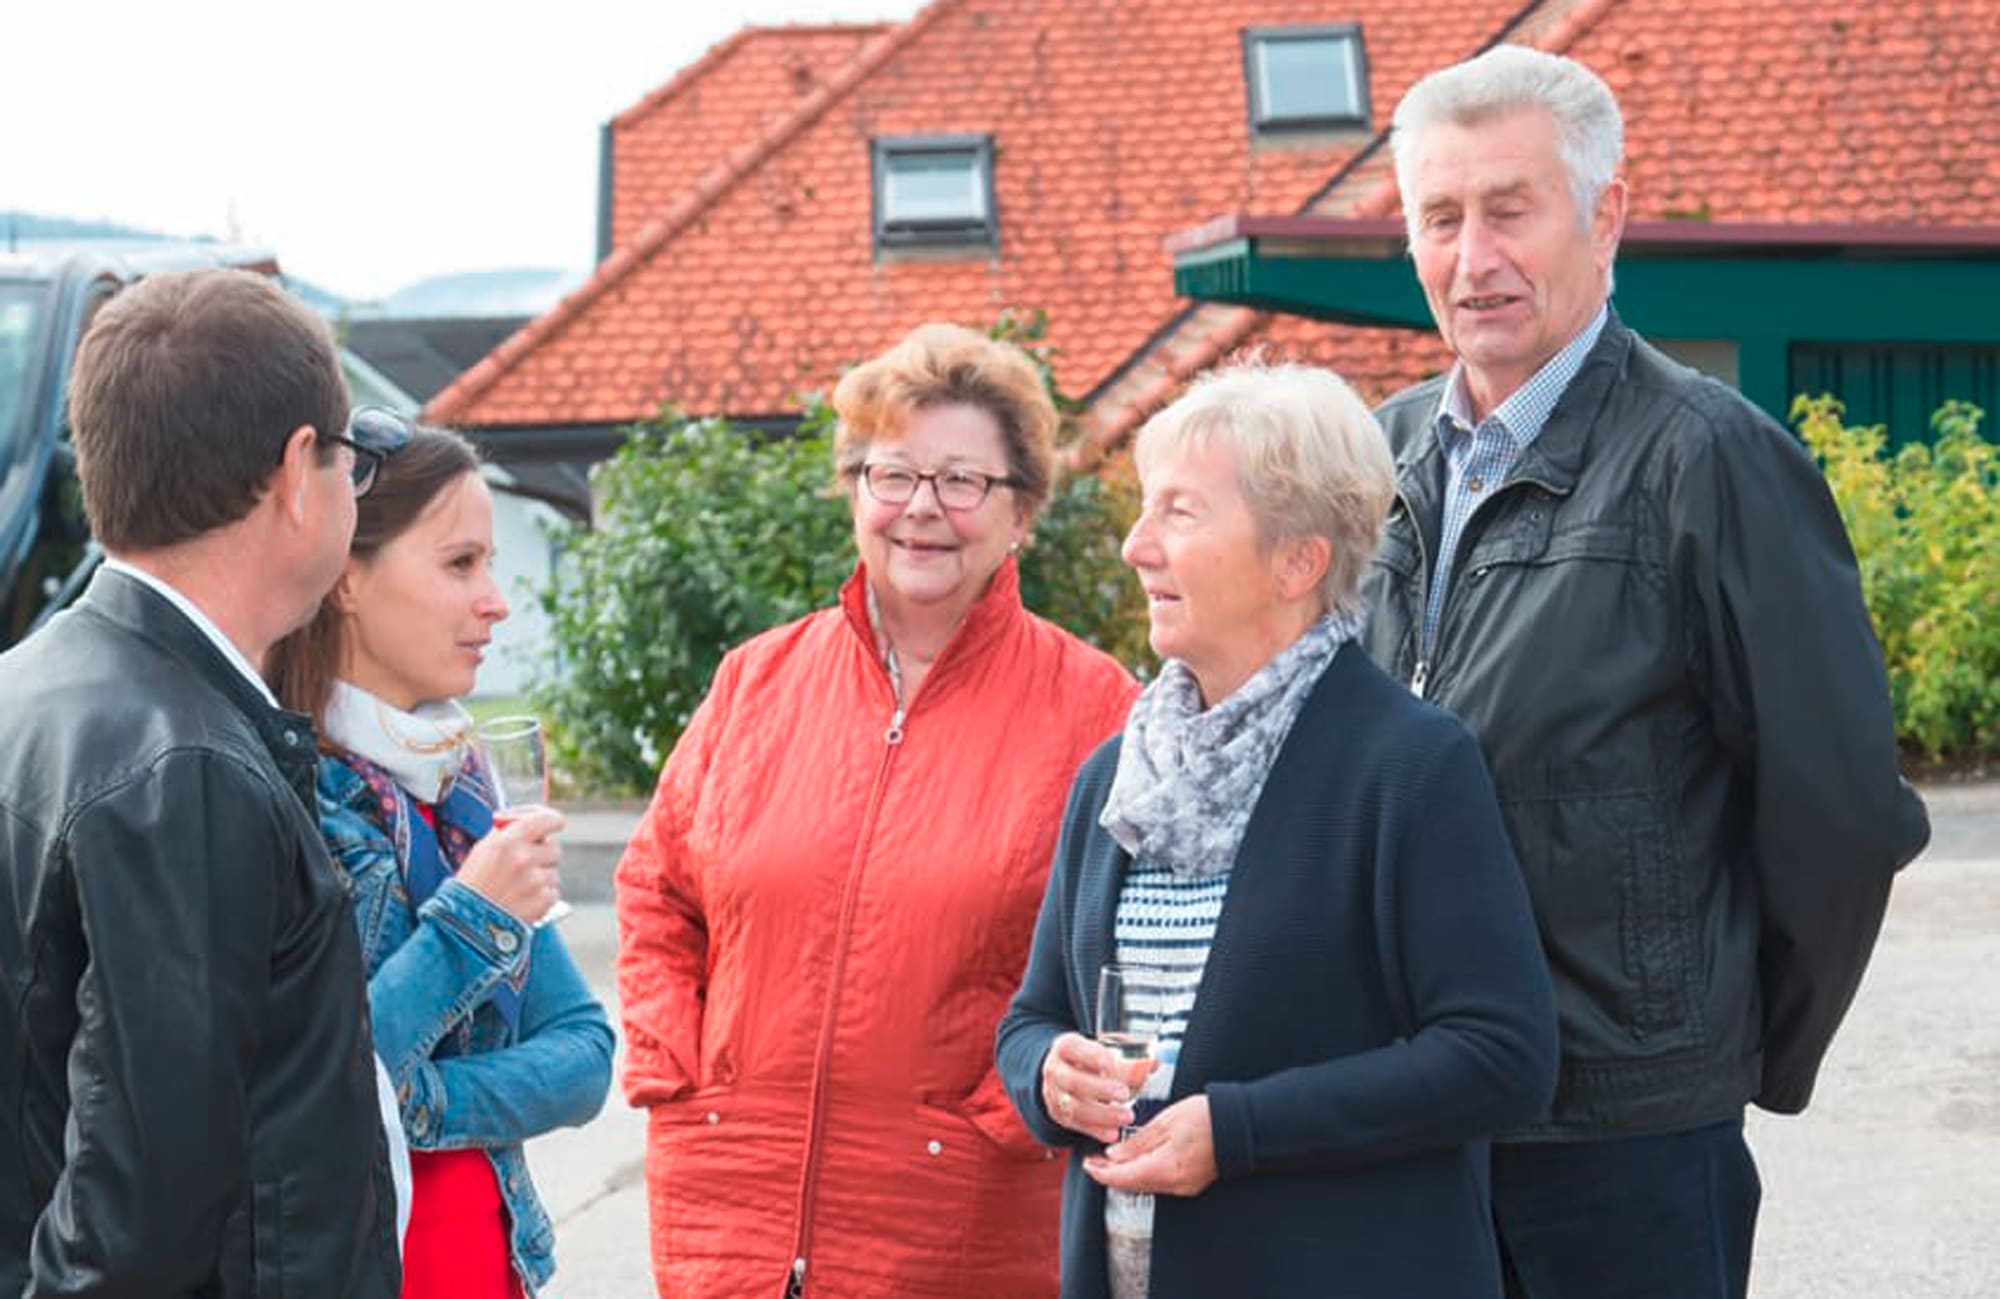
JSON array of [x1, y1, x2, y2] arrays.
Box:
[[1084, 0, 2000, 452], [427, 0, 1535, 429], [429, 0, 2000, 449], [606, 23, 888, 251]]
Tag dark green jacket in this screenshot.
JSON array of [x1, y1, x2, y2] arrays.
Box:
[[1360, 310, 1929, 1138]]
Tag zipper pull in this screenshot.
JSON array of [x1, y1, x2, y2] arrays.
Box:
[[1410, 659, 1430, 699], [885, 705, 905, 746]]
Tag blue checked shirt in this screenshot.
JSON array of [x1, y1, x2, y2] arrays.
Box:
[[1421, 305, 1609, 656]]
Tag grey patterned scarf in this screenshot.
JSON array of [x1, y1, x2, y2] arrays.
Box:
[[1100, 611, 1359, 879]]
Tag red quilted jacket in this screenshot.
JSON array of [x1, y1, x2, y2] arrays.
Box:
[[616, 561, 1137, 1298]]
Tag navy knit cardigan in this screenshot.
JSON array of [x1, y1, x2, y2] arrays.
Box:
[[996, 645, 1559, 1299]]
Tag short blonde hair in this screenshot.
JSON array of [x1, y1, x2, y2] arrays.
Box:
[[831, 323, 1058, 515], [1135, 362, 1395, 618]]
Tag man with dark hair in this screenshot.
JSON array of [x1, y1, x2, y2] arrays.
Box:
[[1361, 45, 1930, 1299], [0, 268, 406, 1297]]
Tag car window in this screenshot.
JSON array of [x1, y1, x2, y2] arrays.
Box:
[[0, 284, 46, 463]]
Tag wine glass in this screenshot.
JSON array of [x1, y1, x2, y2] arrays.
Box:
[[1095, 963, 1164, 1066], [1097, 961, 1167, 1289], [475, 714, 568, 926]]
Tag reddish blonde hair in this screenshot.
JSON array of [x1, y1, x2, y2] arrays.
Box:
[[831, 323, 1057, 515]]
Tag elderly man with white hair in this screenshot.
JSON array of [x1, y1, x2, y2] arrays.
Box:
[[1359, 43, 1930, 1299]]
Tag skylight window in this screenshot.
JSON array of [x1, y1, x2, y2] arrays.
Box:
[[1245, 25, 1370, 132], [873, 136, 997, 249]]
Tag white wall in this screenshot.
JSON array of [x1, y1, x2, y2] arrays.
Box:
[[473, 475, 561, 701]]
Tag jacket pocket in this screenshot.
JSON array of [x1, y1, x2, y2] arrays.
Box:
[[1503, 793, 1702, 1061], [1620, 818, 1701, 1049], [251, 1173, 287, 1298]]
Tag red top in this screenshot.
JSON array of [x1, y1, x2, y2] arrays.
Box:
[[400, 799, 522, 1299], [616, 560, 1138, 1297], [402, 1150, 520, 1299]]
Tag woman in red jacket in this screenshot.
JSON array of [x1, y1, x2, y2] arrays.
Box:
[[616, 323, 1138, 1298]]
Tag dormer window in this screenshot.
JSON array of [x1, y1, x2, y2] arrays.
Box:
[[872, 135, 997, 249], [1244, 25, 1370, 132]]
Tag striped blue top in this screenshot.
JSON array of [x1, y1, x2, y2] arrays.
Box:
[[1110, 858, 1230, 1100], [1105, 856, 1231, 1296]]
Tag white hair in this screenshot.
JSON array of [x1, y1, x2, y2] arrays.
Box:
[[1391, 45, 1625, 236], [1134, 362, 1395, 620]]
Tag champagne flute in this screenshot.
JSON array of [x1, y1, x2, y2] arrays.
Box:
[[1096, 961, 1167, 1291], [475, 714, 568, 926], [1095, 963, 1164, 1065]]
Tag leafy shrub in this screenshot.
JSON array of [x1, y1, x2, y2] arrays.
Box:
[[1798, 395, 1999, 761], [531, 405, 852, 792], [534, 321, 1148, 793]]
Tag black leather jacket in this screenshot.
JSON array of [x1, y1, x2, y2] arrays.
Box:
[[0, 569, 400, 1297], [1360, 312, 1930, 1139]]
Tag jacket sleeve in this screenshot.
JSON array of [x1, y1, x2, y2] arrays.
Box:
[[402, 925, 615, 1149], [322, 788, 611, 1149], [1205, 728, 1560, 1178], [615, 653, 740, 1107], [27, 753, 284, 1295], [1670, 407, 1931, 1113], [320, 797, 533, 1082], [995, 752, 1109, 1152]]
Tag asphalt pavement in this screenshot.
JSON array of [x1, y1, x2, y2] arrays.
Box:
[[528, 781, 2000, 1298]]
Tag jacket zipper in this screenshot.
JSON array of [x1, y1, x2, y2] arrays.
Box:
[[1396, 487, 1436, 698], [1403, 473, 1563, 700], [784, 674, 908, 1295]]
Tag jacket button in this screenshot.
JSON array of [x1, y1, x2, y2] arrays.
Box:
[[412, 1106, 429, 1135], [283, 728, 300, 746], [494, 928, 520, 954], [705, 1111, 720, 1125], [926, 1140, 943, 1156]]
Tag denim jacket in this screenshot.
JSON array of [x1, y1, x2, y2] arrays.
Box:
[[318, 756, 615, 1294]]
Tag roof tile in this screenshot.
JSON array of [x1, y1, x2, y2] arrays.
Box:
[[430, 0, 2000, 441]]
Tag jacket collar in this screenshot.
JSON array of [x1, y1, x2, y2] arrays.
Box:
[[838, 554, 1026, 694], [1503, 305, 1633, 496], [1394, 305, 1635, 507], [82, 566, 323, 807]]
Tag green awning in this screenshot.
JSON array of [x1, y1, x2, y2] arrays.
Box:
[[1169, 217, 2000, 425]]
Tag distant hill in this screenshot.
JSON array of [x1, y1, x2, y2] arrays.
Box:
[[360, 269, 578, 320], [0, 211, 170, 243], [2, 210, 352, 314], [4, 210, 571, 323]]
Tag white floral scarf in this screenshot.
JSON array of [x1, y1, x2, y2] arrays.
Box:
[[1100, 611, 1359, 879]]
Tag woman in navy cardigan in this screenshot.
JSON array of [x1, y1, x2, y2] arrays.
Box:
[[997, 363, 1558, 1299]]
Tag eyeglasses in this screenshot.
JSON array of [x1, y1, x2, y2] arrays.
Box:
[[858, 462, 1021, 511], [323, 406, 414, 497]]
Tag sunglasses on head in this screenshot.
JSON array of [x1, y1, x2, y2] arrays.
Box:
[[320, 406, 414, 497]]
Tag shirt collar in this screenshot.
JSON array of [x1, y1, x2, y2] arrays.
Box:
[[101, 557, 278, 707], [1434, 302, 1610, 454]]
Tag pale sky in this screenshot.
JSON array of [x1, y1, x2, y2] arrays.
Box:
[[3, 0, 927, 302]]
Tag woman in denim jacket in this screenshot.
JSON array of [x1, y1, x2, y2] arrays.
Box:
[[268, 416, 613, 1298]]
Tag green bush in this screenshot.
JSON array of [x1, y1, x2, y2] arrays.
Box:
[[531, 405, 853, 792], [1797, 395, 1999, 761], [533, 323, 1148, 793]]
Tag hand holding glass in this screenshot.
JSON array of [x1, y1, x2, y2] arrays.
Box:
[[476, 715, 568, 926]]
